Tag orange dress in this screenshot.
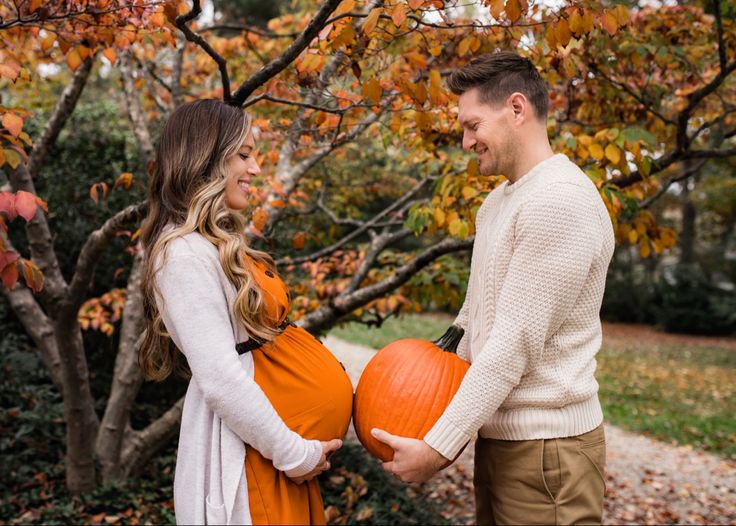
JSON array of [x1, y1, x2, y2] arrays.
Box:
[[243, 257, 353, 525]]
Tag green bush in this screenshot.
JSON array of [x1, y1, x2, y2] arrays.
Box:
[[320, 442, 448, 525], [652, 265, 736, 335]]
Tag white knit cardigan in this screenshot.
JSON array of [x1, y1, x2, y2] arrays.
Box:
[[153, 230, 322, 525], [424, 154, 615, 460]]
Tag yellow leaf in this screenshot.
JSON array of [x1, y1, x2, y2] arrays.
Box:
[[555, 19, 571, 47], [628, 229, 638, 245], [639, 242, 651, 259], [333, 0, 355, 18], [601, 11, 618, 36], [102, 48, 117, 64], [40, 33, 55, 53], [391, 3, 407, 27], [461, 186, 479, 200], [614, 5, 629, 25], [545, 24, 556, 48], [21, 259, 44, 293], [569, 9, 584, 37], [588, 143, 604, 160], [490, 0, 504, 20], [362, 8, 381, 36], [4, 149, 21, 169], [252, 208, 269, 231], [428, 70, 441, 106], [458, 36, 473, 56], [605, 144, 621, 164], [113, 172, 133, 190], [505, 0, 522, 23], [433, 208, 446, 226], [2, 113, 23, 136], [448, 218, 463, 236], [361, 78, 382, 105], [292, 232, 306, 250], [67, 48, 82, 71]]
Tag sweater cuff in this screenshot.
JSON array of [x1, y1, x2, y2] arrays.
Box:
[[423, 414, 474, 461], [281, 439, 322, 478]]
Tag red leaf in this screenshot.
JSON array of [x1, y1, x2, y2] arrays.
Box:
[[2, 112, 23, 136], [21, 259, 44, 293], [1, 251, 20, 289], [14, 191, 38, 221], [0, 192, 17, 220]]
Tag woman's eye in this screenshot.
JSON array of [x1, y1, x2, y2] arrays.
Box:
[[239, 153, 250, 160]]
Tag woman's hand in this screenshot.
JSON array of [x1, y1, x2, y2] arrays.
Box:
[[286, 438, 342, 484]]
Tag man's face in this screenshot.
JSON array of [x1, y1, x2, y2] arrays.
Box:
[[457, 88, 517, 177]]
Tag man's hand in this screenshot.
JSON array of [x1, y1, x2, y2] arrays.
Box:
[[371, 428, 450, 483], [286, 438, 342, 484]]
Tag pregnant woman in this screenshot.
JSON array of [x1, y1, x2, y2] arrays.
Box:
[[138, 99, 353, 525]]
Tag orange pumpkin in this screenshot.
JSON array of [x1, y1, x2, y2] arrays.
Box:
[[353, 326, 470, 462]]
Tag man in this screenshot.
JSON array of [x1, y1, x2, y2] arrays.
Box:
[[372, 51, 615, 524]]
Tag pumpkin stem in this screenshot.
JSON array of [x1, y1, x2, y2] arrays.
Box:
[[433, 324, 465, 354]]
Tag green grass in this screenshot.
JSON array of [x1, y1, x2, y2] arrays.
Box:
[[597, 343, 736, 459], [330, 313, 455, 350], [330, 314, 736, 459]]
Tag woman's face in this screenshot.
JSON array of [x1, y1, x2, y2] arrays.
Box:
[[224, 130, 260, 210]]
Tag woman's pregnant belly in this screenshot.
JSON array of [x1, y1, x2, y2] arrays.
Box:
[[251, 325, 353, 441]]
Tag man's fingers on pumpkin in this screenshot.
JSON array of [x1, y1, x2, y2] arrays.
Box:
[[371, 428, 399, 448]]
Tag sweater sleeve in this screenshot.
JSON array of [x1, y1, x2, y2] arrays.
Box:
[[154, 252, 322, 477], [424, 184, 603, 459], [452, 293, 471, 361]]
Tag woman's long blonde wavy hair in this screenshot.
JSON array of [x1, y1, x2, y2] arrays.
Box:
[[139, 99, 279, 381]]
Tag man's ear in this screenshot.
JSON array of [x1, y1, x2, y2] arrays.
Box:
[[507, 92, 529, 123]]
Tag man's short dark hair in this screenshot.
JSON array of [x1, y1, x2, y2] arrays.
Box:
[[448, 51, 549, 120]]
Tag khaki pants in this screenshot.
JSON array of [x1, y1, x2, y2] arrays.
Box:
[[474, 424, 606, 525]]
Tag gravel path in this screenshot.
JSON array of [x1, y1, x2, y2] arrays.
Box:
[[324, 335, 736, 525]]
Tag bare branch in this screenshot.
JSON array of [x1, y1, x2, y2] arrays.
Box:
[[120, 397, 185, 477], [175, 0, 231, 102], [28, 56, 96, 179], [1, 233, 63, 390], [66, 202, 147, 317], [298, 235, 474, 334], [277, 175, 434, 266], [172, 32, 187, 108], [346, 228, 413, 294], [242, 93, 370, 114], [97, 253, 146, 481], [713, 0, 727, 73], [230, 0, 344, 106], [199, 23, 299, 39], [640, 160, 707, 208], [120, 52, 155, 161], [6, 163, 68, 311]]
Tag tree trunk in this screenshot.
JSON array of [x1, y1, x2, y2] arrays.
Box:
[[679, 171, 697, 266], [53, 319, 100, 493], [97, 252, 146, 482]]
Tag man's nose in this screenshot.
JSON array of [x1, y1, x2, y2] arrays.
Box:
[[462, 132, 475, 152]]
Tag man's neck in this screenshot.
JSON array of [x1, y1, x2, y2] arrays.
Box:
[[507, 142, 555, 185]]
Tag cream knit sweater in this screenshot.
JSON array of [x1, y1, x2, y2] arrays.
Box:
[[424, 154, 615, 460]]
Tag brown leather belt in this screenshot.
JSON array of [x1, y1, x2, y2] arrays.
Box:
[[235, 317, 295, 355]]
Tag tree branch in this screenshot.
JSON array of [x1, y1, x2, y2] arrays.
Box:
[[66, 202, 147, 318], [230, 0, 344, 106], [97, 252, 146, 481], [174, 0, 231, 102], [277, 174, 433, 266], [120, 397, 185, 477], [28, 55, 96, 179], [640, 160, 707, 208], [1, 246, 63, 391], [298, 235, 474, 333], [120, 52, 155, 161]]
